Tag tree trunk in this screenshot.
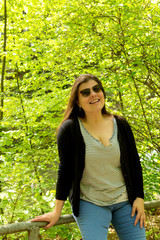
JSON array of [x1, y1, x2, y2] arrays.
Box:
[[0, 0, 7, 217], [0, 0, 7, 120]]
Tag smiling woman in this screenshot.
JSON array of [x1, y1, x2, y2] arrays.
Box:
[[31, 74, 146, 240], [77, 80, 105, 117], [58, 74, 109, 122]]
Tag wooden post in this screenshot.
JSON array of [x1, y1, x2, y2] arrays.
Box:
[[28, 227, 39, 240]]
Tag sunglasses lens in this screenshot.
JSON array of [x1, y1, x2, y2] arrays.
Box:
[[80, 89, 90, 97], [93, 85, 101, 93]]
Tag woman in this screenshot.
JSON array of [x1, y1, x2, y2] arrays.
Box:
[[31, 74, 146, 240]]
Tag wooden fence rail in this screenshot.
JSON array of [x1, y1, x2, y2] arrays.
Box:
[[0, 200, 160, 240], [0, 214, 74, 240]]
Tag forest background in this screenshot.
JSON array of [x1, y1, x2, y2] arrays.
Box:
[[0, 0, 160, 239]]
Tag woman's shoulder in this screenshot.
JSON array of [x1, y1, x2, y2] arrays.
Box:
[[57, 118, 83, 145], [58, 118, 78, 136], [60, 118, 78, 129], [113, 114, 131, 129], [113, 114, 126, 122]]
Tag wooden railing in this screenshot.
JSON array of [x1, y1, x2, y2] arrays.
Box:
[[0, 214, 75, 240], [0, 200, 160, 240]]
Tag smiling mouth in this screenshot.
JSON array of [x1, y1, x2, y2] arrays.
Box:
[[90, 99, 100, 104]]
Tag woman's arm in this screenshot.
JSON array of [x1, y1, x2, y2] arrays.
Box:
[[131, 197, 146, 229], [31, 121, 74, 229], [56, 120, 74, 200], [31, 199, 65, 229]]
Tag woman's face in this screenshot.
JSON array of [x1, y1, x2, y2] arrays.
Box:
[[77, 80, 105, 116]]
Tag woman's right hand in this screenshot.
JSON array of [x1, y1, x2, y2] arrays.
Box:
[[31, 211, 60, 229]]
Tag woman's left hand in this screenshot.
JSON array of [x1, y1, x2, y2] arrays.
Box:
[[131, 197, 146, 229]]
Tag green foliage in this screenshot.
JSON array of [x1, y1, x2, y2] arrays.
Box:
[[0, 0, 160, 238]]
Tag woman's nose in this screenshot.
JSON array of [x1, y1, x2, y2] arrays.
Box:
[[90, 89, 97, 97]]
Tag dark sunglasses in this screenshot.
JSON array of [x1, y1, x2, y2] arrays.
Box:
[[80, 84, 102, 97]]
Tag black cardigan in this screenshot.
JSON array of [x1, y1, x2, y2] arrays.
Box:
[[56, 115, 144, 217]]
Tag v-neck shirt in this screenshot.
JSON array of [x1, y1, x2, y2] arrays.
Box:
[[78, 117, 128, 206]]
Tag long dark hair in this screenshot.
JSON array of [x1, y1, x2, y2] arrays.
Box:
[[59, 74, 111, 128]]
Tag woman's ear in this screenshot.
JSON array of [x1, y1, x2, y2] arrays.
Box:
[[76, 99, 80, 107]]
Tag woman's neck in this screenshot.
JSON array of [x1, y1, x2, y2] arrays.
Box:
[[82, 112, 110, 126]]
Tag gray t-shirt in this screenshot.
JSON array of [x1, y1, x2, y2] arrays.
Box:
[[78, 118, 128, 206]]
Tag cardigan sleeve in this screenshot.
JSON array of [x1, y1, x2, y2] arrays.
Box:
[[55, 120, 74, 200], [122, 118, 144, 199], [116, 116, 144, 202]]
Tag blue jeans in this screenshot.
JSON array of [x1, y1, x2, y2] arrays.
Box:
[[73, 200, 146, 240]]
